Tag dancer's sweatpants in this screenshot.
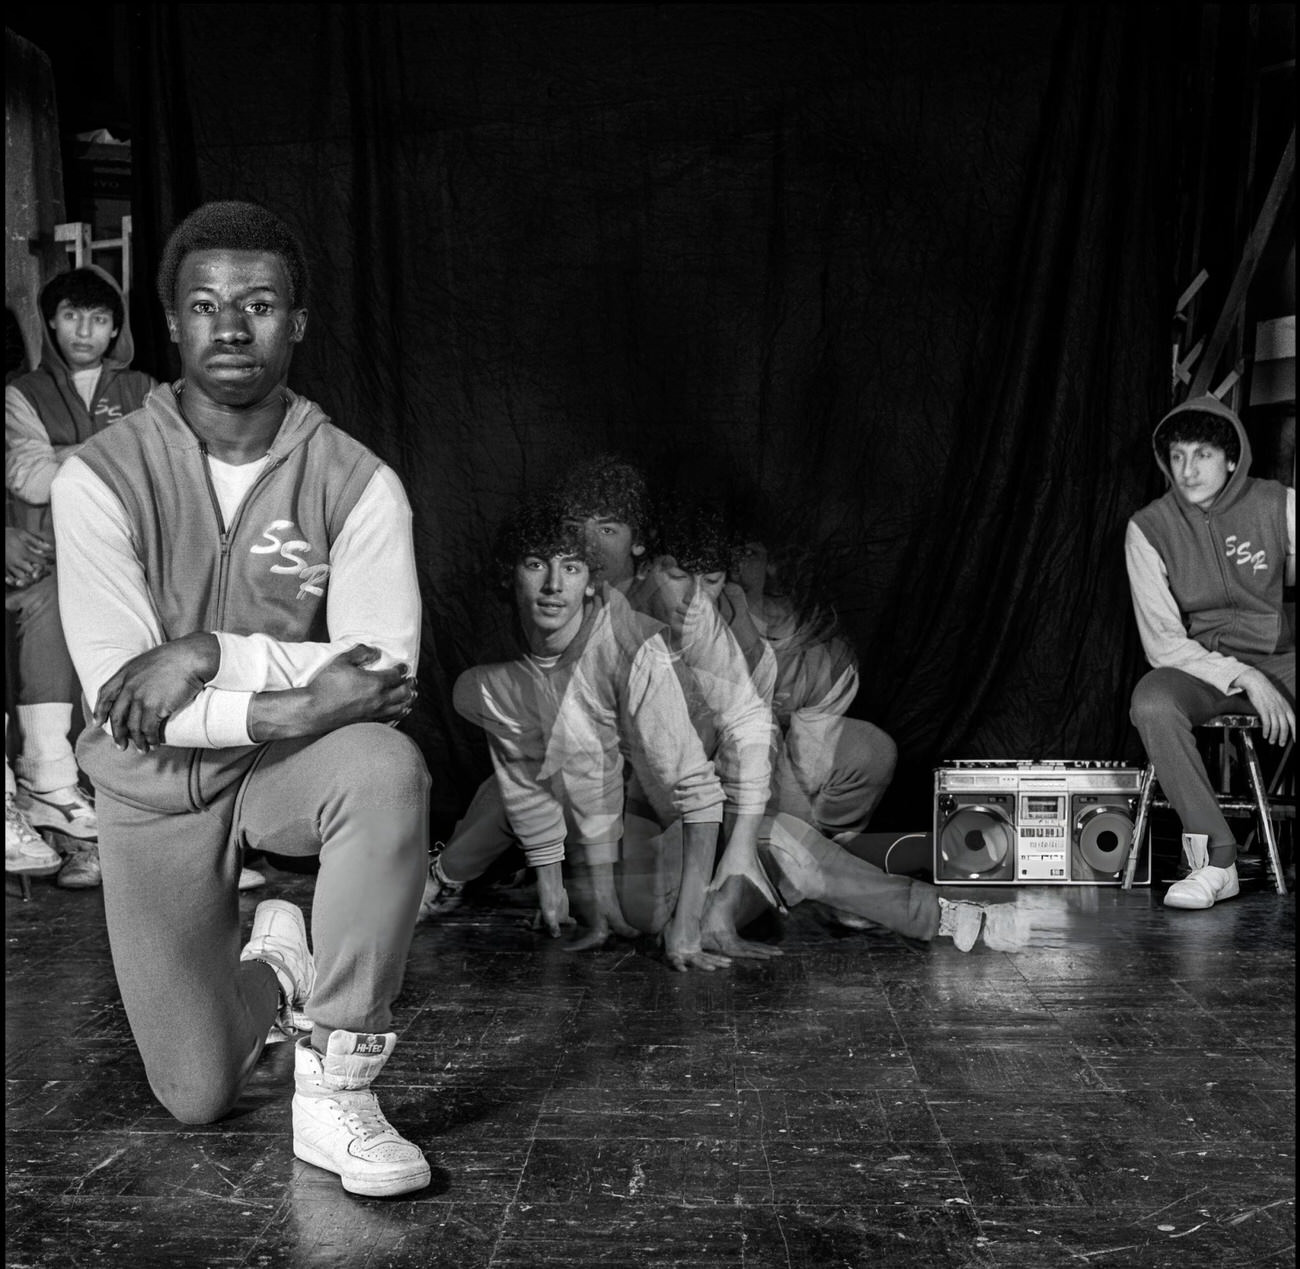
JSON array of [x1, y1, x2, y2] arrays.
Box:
[[92, 723, 429, 1124], [771, 716, 898, 836], [612, 811, 941, 941], [6, 572, 80, 790], [1129, 653, 1295, 849], [438, 774, 516, 883]]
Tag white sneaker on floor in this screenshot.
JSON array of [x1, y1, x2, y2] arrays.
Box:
[[417, 845, 464, 921], [240, 900, 315, 1038], [293, 1032, 430, 1196], [937, 897, 984, 951], [5, 793, 63, 875], [937, 896, 1033, 952], [239, 866, 267, 891], [979, 902, 1033, 952], [1164, 863, 1240, 910], [16, 783, 97, 840]]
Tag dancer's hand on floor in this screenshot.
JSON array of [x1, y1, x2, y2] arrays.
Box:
[[564, 862, 637, 951], [531, 863, 575, 938], [701, 877, 783, 960], [663, 914, 732, 972]]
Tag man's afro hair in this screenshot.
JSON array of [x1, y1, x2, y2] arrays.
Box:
[[156, 201, 309, 311]]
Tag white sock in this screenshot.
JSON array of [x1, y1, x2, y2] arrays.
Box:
[[14, 703, 78, 793]]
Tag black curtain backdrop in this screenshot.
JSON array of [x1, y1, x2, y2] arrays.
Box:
[[128, 3, 1200, 831]]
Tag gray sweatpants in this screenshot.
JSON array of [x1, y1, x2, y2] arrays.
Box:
[[93, 723, 429, 1124], [1129, 652, 1295, 848], [5, 572, 77, 704], [770, 716, 898, 836]]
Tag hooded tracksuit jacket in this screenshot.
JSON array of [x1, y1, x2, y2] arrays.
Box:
[[47, 385, 428, 1116], [1126, 395, 1296, 846]]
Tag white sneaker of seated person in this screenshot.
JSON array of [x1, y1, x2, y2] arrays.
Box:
[[16, 782, 97, 840], [1163, 862, 1240, 910], [6, 793, 63, 875]]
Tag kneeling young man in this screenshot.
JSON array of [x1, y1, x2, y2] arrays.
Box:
[[1127, 395, 1295, 910], [51, 202, 430, 1196]]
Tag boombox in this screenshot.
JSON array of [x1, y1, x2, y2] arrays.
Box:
[[934, 761, 1149, 886]]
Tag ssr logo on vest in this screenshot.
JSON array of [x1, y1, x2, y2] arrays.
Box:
[[1223, 535, 1268, 575], [250, 520, 331, 598]]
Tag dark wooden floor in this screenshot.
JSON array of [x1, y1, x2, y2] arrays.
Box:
[[5, 855, 1295, 1269]]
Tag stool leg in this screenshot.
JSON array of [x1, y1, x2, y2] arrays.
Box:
[[1239, 730, 1287, 896], [1124, 766, 1156, 890]]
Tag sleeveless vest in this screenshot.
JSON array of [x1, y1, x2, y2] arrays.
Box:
[[1131, 477, 1292, 660]]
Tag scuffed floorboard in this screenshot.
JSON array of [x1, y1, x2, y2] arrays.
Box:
[[6, 862, 1294, 1267]]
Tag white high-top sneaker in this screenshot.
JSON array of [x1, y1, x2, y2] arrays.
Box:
[[293, 1032, 430, 1196], [240, 900, 315, 1041], [6, 793, 63, 875]]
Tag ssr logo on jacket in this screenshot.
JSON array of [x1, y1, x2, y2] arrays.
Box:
[[251, 520, 331, 599], [1223, 535, 1269, 575]]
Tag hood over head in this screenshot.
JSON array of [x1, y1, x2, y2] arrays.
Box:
[[37, 263, 136, 375], [1151, 394, 1252, 514]]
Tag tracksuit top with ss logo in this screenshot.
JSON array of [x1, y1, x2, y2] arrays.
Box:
[[73, 384, 380, 810]]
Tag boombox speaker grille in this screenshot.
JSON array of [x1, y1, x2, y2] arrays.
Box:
[[939, 805, 1015, 875], [1076, 806, 1134, 873]]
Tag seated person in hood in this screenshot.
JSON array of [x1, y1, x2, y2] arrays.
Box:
[[1127, 396, 1295, 911], [5, 265, 157, 889]]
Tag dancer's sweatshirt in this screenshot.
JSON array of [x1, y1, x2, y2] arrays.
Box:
[[453, 586, 724, 867], [1126, 394, 1296, 696], [50, 385, 420, 810]]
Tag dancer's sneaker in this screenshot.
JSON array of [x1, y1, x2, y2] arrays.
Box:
[[293, 1032, 430, 1196], [978, 901, 1033, 951], [240, 900, 316, 1039], [417, 843, 465, 921], [5, 794, 62, 876], [1164, 863, 1240, 910], [937, 897, 984, 951], [937, 896, 1033, 952], [56, 841, 101, 889], [238, 866, 267, 892], [16, 782, 97, 840]]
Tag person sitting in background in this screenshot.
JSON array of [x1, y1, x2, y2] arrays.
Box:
[[5, 266, 157, 888], [1127, 395, 1294, 910]]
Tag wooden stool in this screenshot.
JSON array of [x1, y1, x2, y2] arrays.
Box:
[[1123, 714, 1291, 894]]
